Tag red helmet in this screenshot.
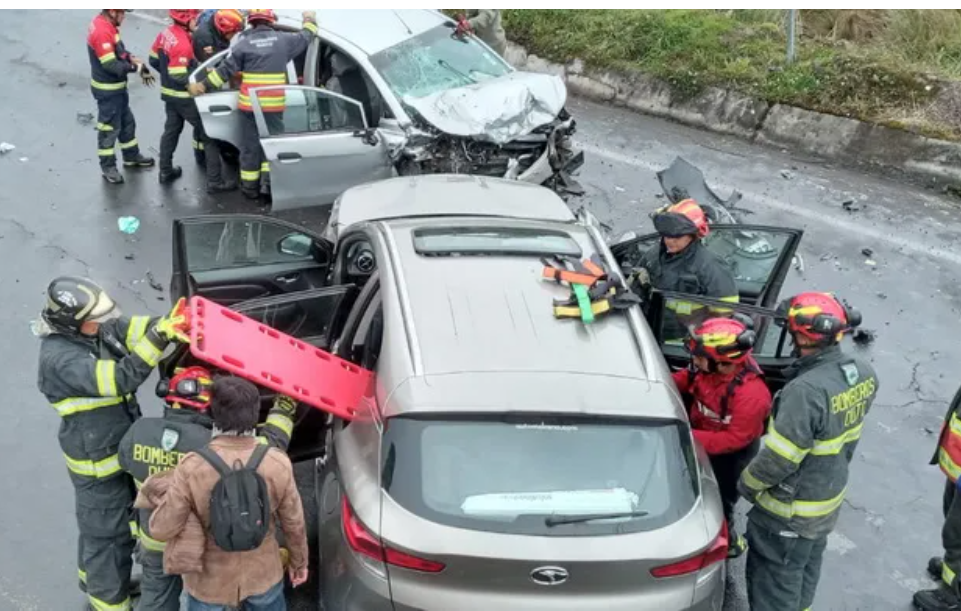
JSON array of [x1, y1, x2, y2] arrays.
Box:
[[169, 9, 199, 25], [777, 292, 861, 345], [214, 9, 245, 36], [687, 317, 756, 365], [247, 9, 277, 25], [654, 199, 710, 240], [164, 366, 214, 411]]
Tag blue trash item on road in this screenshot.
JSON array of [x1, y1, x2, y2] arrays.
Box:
[[118, 216, 140, 235]]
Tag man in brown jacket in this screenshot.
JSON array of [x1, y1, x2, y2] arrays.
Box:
[[149, 377, 309, 610]]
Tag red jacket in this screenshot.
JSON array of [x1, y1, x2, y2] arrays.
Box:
[[672, 362, 772, 455]]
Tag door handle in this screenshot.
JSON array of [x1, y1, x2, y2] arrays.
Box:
[[209, 105, 232, 117], [277, 152, 302, 163], [275, 273, 301, 284]]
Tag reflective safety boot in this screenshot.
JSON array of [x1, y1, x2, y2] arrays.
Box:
[[931, 557, 945, 581], [914, 586, 961, 611], [101, 166, 124, 184], [727, 531, 748, 559], [123, 154, 155, 168], [158, 166, 183, 184]]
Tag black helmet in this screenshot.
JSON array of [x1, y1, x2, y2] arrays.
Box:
[[42, 277, 120, 334]]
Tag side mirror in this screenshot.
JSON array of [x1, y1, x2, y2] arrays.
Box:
[[278, 233, 313, 257]]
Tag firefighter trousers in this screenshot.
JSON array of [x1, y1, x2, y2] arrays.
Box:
[[941, 478, 961, 594], [75, 475, 136, 611], [710, 438, 760, 528], [137, 547, 182, 611], [95, 92, 141, 170], [159, 100, 223, 186], [239, 111, 283, 196], [745, 517, 827, 611]]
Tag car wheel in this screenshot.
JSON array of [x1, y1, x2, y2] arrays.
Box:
[[314, 450, 340, 611]]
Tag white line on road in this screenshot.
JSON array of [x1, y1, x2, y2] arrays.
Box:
[[580, 142, 961, 266]]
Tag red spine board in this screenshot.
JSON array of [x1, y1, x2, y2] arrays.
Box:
[[188, 296, 370, 421]]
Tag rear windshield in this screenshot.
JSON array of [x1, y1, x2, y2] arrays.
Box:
[[381, 414, 697, 536], [413, 227, 582, 258]]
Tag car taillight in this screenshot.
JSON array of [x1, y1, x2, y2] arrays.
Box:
[[341, 496, 445, 573], [650, 520, 729, 579]]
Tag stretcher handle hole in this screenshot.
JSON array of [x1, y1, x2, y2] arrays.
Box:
[[223, 355, 244, 369], [313, 349, 332, 363], [319, 396, 336, 408], [195, 335, 206, 351], [221, 309, 244, 323], [290, 339, 307, 351], [292, 385, 310, 398], [262, 372, 283, 385]]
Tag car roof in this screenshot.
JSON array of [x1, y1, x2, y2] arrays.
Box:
[[332, 175, 576, 236], [276, 9, 447, 56], [376, 216, 672, 411]]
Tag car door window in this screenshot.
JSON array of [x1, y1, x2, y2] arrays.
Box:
[[234, 286, 358, 349], [251, 85, 367, 137], [611, 225, 803, 307], [189, 49, 232, 88]]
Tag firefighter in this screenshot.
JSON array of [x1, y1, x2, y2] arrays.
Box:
[[737, 292, 877, 611], [188, 10, 317, 201], [675, 316, 772, 558], [191, 8, 246, 167], [87, 9, 155, 184], [454, 10, 507, 57], [634, 199, 739, 340], [149, 10, 235, 194], [118, 366, 299, 611], [913, 385, 961, 610], [35, 277, 189, 611]]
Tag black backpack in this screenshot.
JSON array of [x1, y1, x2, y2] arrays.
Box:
[[197, 444, 271, 552]]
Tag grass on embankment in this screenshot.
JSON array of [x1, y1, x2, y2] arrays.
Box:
[[447, 10, 961, 141]]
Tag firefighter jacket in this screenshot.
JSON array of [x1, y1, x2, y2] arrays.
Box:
[[193, 18, 230, 63], [641, 240, 739, 307], [672, 361, 772, 456], [87, 13, 139, 100], [149, 23, 197, 103], [738, 345, 879, 540], [37, 316, 167, 487], [200, 20, 316, 113], [118, 399, 296, 553], [930, 385, 961, 482]]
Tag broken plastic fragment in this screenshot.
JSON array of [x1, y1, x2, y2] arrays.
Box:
[[118, 216, 140, 235], [0, 142, 14, 154]]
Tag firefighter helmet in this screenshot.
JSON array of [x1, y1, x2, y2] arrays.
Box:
[[247, 9, 277, 25], [687, 317, 756, 364], [653, 199, 710, 239], [169, 9, 199, 25], [158, 366, 215, 411], [777, 292, 862, 346], [214, 9, 245, 36], [42, 276, 120, 334]]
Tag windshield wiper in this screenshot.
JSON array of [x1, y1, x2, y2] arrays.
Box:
[[544, 511, 649, 527], [437, 59, 475, 85]]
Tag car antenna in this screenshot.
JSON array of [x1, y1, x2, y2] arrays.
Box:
[[392, 10, 413, 35]]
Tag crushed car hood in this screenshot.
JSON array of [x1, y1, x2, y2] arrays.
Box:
[[403, 71, 568, 145]]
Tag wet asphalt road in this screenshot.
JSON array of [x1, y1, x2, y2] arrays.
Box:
[[2, 9, 960, 611]]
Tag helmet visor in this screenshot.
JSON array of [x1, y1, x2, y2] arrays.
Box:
[[654, 212, 697, 238], [86, 292, 121, 323]]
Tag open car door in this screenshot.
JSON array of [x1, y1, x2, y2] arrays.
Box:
[[250, 85, 393, 211], [171, 214, 334, 306], [610, 224, 803, 308], [648, 291, 798, 394]]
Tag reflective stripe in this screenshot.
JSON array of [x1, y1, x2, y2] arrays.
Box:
[[89, 595, 131, 611], [125, 316, 151, 352], [133, 336, 164, 367], [192, 139, 204, 151], [133, 478, 143, 489], [303, 21, 318, 34], [138, 527, 166, 552], [161, 87, 191, 99], [91, 79, 126, 91], [257, 436, 269, 446], [940, 447, 961, 482], [64, 453, 122, 479], [260, 162, 270, 174], [240, 169, 261, 182], [98, 148, 116, 157], [244, 73, 287, 85], [266, 413, 293, 437], [96, 360, 118, 397], [119, 139, 138, 150], [945, 562, 957, 586], [756, 487, 847, 520], [168, 66, 188, 75], [79, 568, 87, 583], [207, 71, 225, 88], [740, 467, 768, 492], [52, 396, 127, 417], [98, 52, 117, 64], [811, 423, 864, 456], [764, 425, 809, 464], [96, 122, 114, 132], [129, 521, 138, 538], [149, 51, 158, 59]]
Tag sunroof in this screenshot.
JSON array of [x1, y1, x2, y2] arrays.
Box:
[[413, 226, 582, 258]]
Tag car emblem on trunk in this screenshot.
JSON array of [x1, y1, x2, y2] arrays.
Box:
[[530, 566, 569, 586]]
